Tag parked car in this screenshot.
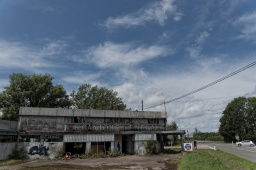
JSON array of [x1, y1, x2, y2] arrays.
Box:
[[236, 140, 255, 147]]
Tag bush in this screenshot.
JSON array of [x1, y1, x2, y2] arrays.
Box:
[[145, 140, 156, 155], [8, 143, 29, 160], [54, 146, 65, 159], [107, 150, 121, 157]]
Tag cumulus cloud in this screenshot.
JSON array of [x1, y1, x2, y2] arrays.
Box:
[[103, 0, 182, 28], [114, 82, 166, 111], [80, 41, 170, 68], [111, 58, 256, 132]]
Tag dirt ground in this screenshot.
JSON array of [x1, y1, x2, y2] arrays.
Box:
[[1, 154, 181, 170], [1, 144, 211, 170]]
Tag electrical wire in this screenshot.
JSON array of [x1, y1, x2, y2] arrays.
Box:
[[144, 60, 256, 109], [171, 95, 239, 103]]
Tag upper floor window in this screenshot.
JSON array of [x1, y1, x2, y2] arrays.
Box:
[[148, 119, 159, 124]]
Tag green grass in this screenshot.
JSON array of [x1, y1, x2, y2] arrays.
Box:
[[178, 149, 256, 170]]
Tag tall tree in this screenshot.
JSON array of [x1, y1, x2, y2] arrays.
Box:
[[70, 84, 126, 110], [166, 122, 178, 130], [219, 97, 256, 142], [0, 73, 71, 120], [164, 122, 179, 145]]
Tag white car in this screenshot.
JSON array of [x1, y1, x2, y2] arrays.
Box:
[[236, 140, 255, 147]]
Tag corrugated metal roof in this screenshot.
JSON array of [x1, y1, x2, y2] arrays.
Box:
[[134, 134, 156, 141], [63, 134, 114, 142], [19, 107, 166, 118]]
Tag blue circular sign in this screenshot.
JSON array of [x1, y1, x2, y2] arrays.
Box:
[[184, 143, 192, 151]]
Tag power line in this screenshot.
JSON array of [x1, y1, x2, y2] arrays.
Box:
[[144, 60, 256, 109], [171, 95, 239, 103]]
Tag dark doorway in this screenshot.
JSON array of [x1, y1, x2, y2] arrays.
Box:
[[122, 135, 127, 154], [65, 142, 86, 155]]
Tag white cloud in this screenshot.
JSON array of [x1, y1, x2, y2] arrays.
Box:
[[111, 58, 256, 132], [103, 0, 182, 28], [186, 46, 202, 58], [62, 72, 101, 86], [235, 11, 256, 42], [196, 31, 209, 44], [81, 41, 170, 68], [114, 82, 166, 111], [0, 40, 46, 69], [0, 39, 68, 71], [186, 31, 210, 58], [42, 40, 67, 56]]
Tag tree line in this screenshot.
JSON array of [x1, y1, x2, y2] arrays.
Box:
[[219, 96, 256, 142], [193, 131, 224, 141], [0, 73, 126, 121]]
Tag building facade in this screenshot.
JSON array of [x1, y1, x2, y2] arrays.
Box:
[[15, 107, 185, 159]]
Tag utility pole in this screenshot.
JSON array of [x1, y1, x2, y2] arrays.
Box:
[[141, 100, 143, 111]]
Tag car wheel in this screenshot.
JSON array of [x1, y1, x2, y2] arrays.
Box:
[[238, 144, 241, 147], [250, 144, 254, 147]]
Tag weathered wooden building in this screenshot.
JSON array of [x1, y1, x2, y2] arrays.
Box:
[[17, 107, 185, 158]]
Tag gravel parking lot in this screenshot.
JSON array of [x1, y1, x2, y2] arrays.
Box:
[[1, 144, 211, 170]]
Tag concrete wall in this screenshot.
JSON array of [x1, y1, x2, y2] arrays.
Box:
[[0, 143, 16, 160], [134, 141, 146, 155]]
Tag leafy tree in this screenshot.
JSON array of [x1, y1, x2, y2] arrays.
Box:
[[164, 122, 178, 145], [70, 84, 126, 110], [219, 97, 256, 142], [166, 122, 178, 131], [145, 139, 156, 155], [0, 73, 71, 120]]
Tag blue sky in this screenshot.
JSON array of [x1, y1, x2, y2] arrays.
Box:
[[1, 0, 256, 132]]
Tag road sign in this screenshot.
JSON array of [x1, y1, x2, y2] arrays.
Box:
[[184, 143, 193, 151]]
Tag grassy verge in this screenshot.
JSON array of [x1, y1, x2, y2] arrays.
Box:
[[178, 149, 256, 170]]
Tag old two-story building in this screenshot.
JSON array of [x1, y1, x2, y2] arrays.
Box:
[[17, 107, 185, 159]]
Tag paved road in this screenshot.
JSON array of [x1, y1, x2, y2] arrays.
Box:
[[198, 141, 256, 163]]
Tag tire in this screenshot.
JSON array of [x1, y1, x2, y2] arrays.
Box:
[[250, 144, 254, 147], [238, 144, 241, 147]]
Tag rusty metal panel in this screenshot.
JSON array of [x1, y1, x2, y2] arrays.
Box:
[[63, 134, 114, 142], [134, 134, 156, 141]]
